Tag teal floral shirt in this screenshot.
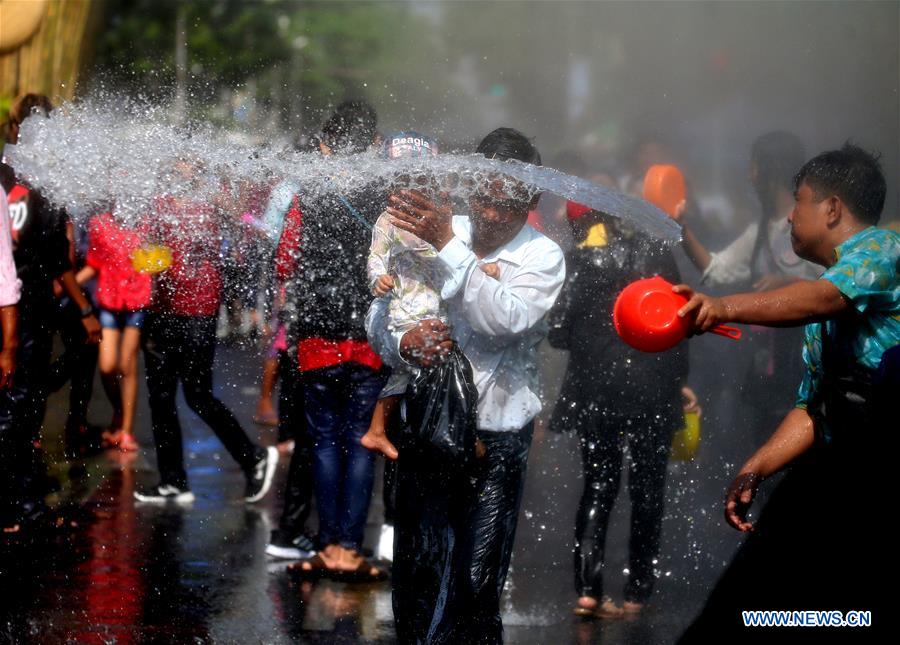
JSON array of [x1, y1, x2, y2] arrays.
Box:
[[796, 226, 900, 412]]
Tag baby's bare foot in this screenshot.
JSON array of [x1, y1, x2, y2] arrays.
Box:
[[361, 429, 399, 460]]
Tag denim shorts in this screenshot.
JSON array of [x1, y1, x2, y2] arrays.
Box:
[[99, 309, 146, 330]]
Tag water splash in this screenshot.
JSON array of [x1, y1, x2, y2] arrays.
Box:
[[4, 96, 681, 242]]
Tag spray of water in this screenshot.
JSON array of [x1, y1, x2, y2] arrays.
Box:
[[4, 96, 681, 242]]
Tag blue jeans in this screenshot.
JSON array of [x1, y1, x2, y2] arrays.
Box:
[[99, 308, 146, 330], [303, 362, 385, 550]]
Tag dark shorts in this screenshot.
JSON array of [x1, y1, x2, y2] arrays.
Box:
[[99, 309, 146, 330]]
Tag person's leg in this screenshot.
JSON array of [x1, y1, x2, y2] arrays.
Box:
[[624, 415, 675, 607], [392, 440, 466, 645], [276, 346, 302, 446], [46, 299, 74, 394], [54, 299, 95, 425], [361, 395, 400, 460], [98, 325, 123, 436], [18, 322, 54, 519], [0, 387, 18, 529], [0, 326, 46, 529], [574, 420, 625, 609], [275, 426, 314, 539], [336, 365, 385, 554], [142, 314, 188, 489], [449, 427, 533, 644], [301, 364, 345, 551], [275, 356, 313, 538], [255, 356, 279, 424], [117, 325, 143, 450], [178, 316, 262, 473]]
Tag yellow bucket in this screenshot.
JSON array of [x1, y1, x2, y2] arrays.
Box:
[[670, 410, 701, 461], [131, 245, 173, 274]]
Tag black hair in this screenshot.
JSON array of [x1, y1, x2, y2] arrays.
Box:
[[751, 131, 806, 193], [747, 131, 806, 277], [476, 127, 541, 165], [0, 163, 15, 193], [794, 143, 886, 225], [9, 93, 53, 125], [320, 100, 378, 154]]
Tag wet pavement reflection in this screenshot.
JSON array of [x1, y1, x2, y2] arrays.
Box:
[[1, 341, 757, 644]]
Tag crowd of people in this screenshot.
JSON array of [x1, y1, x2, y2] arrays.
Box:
[[1, 92, 896, 644]]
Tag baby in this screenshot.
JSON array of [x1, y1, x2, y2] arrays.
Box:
[[361, 132, 498, 460]]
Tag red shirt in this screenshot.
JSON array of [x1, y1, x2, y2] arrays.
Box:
[[152, 197, 222, 317], [274, 195, 382, 373], [86, 213, 152, 312]]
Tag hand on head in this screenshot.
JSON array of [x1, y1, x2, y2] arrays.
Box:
[[387, 189, 454, 251]]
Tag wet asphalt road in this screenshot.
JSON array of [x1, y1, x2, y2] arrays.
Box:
[[0, 335, 767, 644]]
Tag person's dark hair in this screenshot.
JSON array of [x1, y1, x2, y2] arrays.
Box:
[[476, 127, 541, 166], [9, 93, 53, 125], [751, 131, 805, 199], [794, 143, 886, 225], [320, 100, 378, 154], [0, 163, 15, 193]]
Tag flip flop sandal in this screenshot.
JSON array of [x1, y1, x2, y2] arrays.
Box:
[[330, 558, 389, 584], [288, 553, 331, 579]]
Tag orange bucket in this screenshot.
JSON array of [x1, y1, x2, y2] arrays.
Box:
[[643, 165, 686, 217], [613, 277, 742, 352]]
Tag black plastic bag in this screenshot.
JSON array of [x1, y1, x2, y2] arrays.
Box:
[[405, 345, 478, 464]]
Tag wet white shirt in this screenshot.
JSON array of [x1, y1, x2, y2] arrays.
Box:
[[702, 216, 821, 286], [366, 215, 565, 432]]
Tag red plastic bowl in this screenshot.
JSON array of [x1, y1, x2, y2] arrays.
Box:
[[613, 277, 742, 352], [643, 165, 686, 217]]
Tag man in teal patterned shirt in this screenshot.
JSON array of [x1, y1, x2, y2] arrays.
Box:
[[678, 144, 897, 642]]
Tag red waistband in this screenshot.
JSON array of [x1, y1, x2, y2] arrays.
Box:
[[297, 338, 383, 372]]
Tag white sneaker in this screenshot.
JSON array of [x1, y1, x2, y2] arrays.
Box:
[[376, 523, 394, 562], [133, 484, 195, 504], [245, 446, 279, 503], [265, 530, 317, 560]]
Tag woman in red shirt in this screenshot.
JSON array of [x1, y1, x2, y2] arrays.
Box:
[[78, 213, 152, 451]]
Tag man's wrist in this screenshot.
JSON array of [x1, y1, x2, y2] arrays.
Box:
[[432, 229, 454, 252], [80, 303, 95, 318], [721, 296, 739, 323]]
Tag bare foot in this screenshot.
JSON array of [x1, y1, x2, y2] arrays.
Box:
[[341, 547, 386, 579], [576, 596, 597, 610], [361, 429, 399, 460], [117, 432, 140, 452], [574, 596, 623, 619], [297, 544, 341, 572], [623, 601, 645, 614], [253, 409, 279, 426]]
